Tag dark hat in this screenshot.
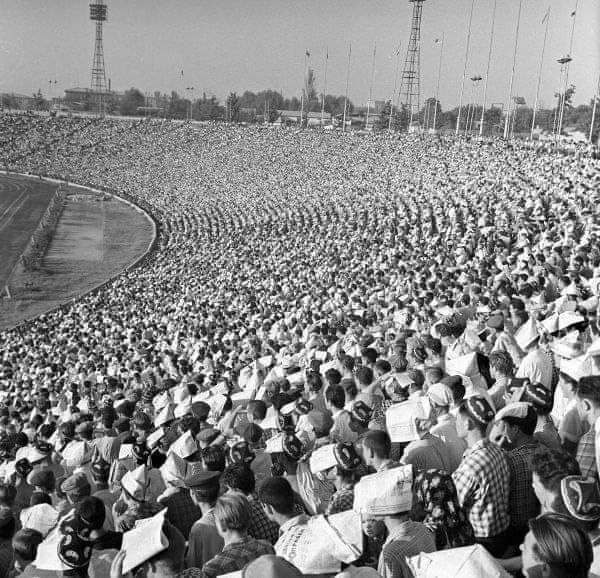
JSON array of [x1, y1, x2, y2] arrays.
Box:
[[561, 476, 600, 522], [350, 400, 372, 426], [15, 458, 33, 478], [91, 459, 111, 480], [295, 398, 313, 415], [278, 413, 295, 433], [524, 382, 553, 412], [334, 443, 361, 470], [282, 435, 303, 461], [229, 441, 255, 465], [75, 422, 93, 436], [184, 469, 221, 490], [58, 530, 93, 569], [464, 395, 495, 426]]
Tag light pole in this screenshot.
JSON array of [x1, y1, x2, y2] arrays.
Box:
[[590, 73, 600, 143], [531, 8, 550, 140], [503, 0, 523, 139], [456, 0, 475, 136], [480, 0, 497, 137], [185, 86, 194, 121], [554, 57, 571, 138], [467, 75, 482, 133], [432, 35, 444, 133]]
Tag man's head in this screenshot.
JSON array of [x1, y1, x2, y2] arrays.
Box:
[[258, 476, 295, 522], [360, 430, 391, 468], [456, 395, 495, 441], [531, 444, 580, 514], [488, 350, 514, 380], [221, 463, 255, 496], [489, 402, 537, 450], [214, 493, 251, 538], [521, 513, 592, 578], [325, 385, 345, 411], [575, 375, 600, 425]]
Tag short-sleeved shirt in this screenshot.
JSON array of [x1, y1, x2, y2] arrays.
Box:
[[452, 439, 510, 538]]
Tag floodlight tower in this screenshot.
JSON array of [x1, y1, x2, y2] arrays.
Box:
[[90, 1, 108, 116], [398, 0, 425, 130]]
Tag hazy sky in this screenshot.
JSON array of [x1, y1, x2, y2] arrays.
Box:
[[1, 0, 598, 109]]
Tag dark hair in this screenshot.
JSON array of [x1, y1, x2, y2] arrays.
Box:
[[258, 477, 295, 517], [246, 400, 267, 422], [531, 445, 580, 501], [457, 400, 487, 435], [325, 385, 346, 410], [361, 430, 391, 460], [489, 351, 514, 377], [355, 366, 373, 386], [222, 464, 255, 495], [0, 484, 17, 507], [340, 355, 355, 372], [0, 514, 15, 540], [575, 376, 600, 406], [374, 360, 391, 374], [12, 528, 43, 563], [528, 513, 593, 578], [324, 368, 342, 386], [306, 372, 323, 393], [76, 497, 106, 530], [361, 348, 377, 365], [202, 446, 226, 473]]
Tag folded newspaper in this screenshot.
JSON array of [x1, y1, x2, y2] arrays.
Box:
[[353, 465, 413, 516], [275, 510, 363, 574], [121, 508, 169, 574]]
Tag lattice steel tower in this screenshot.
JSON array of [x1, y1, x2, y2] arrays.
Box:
[[90, 1, 108, 114], [398, 0, 425, 128]]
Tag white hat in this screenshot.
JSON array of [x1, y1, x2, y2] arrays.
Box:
[[558, 311, 585, 332], [408, 544, 511, 578], [353, 465, 413, 516], [160, 452, 188, 487], [427, 383, 454, 407], [152, 391, 172, 412], [20, 503, 59, 537], [446, 353, 478, 378], [154, 403, 175, 428], [495, 402, 530, 421], [539, 313, 559, 335], [61, 441, 91, 468], [514, 317, 539, 350], [121, 465, 149, 501], [169, 430, 197, 460], [174, 398, 192, 419]]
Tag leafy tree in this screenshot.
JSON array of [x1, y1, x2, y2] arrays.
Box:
[[119, 88, 145, 116], [194, 93, 224, 121], [226, 92, 240, 122], [33, 89, 47, 111], [168, 91, 189, 120]]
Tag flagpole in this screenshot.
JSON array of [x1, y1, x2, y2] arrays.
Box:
[[388, 45, 401, 131], [366, 42, 377, 130], [531, 7, 550, 140], [590, 72, 600, 143], [503, 0, 523, 139], [456, 0, 475, 136], [433, 34, 444, 132], [321, 47, 329, 126], [479, 0, 497, 137], [303, 50, 310, 127], [558, 0, 579, 137], [342, 42, 352, 133]]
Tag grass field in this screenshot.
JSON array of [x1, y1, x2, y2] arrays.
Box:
[[0, 177, 155, 330], [0, 175, 57, 289]]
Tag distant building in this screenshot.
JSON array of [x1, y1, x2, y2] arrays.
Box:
[[63, 87, 122, 110], [1, 92, 37, 110], [275, 110, 332, 126]]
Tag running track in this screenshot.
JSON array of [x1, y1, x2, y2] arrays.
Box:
[[0, 175, 57, 289]]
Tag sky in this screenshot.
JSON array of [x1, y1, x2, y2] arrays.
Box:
[[1, 0, 599, 110]]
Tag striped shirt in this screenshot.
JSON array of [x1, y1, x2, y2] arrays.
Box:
[[378, 521, 436, 578]]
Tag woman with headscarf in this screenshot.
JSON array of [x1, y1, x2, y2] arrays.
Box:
[[411, 468, 474, 550]]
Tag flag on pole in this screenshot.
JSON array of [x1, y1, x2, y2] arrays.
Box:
[[570, 10, 576, 16], [541, 7, 550, 23], [306, 50, 310, 57], [434, 38, 440, 43], [180, 70, 184, 76]]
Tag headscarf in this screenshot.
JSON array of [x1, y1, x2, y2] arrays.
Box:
[[412, 469, 474, 550]]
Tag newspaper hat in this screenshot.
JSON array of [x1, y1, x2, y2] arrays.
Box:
[[539, 313, 559, 335], [427, 382, 454, 407], [154, 403, 175, 428], [20, 503, 59, 537], [160, 452, 188, 487], [353, 465, 413, 516], [121, 465, 150, 502], [445, 353, 478, 379], [558, 311, 585, 332], [560, 357, 589, 382], [385, 400, 428, 443], [61, 441, 92, 468], [169, 430, 198, 460], [561, 476, 600, 522], [495, 402, 531, 421], [551, 334, 583, 360], [514, 317, 540, 350], [407, 544, 511, 578]]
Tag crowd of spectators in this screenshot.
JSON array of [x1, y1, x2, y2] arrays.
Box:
[[0, 111, 598, 576]]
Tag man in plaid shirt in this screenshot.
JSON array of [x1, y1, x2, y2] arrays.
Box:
[[452, 395, 510, 557], [490, 402, 541, 545], [201, 493, 274, 578], [575, 376, 600, 480]]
